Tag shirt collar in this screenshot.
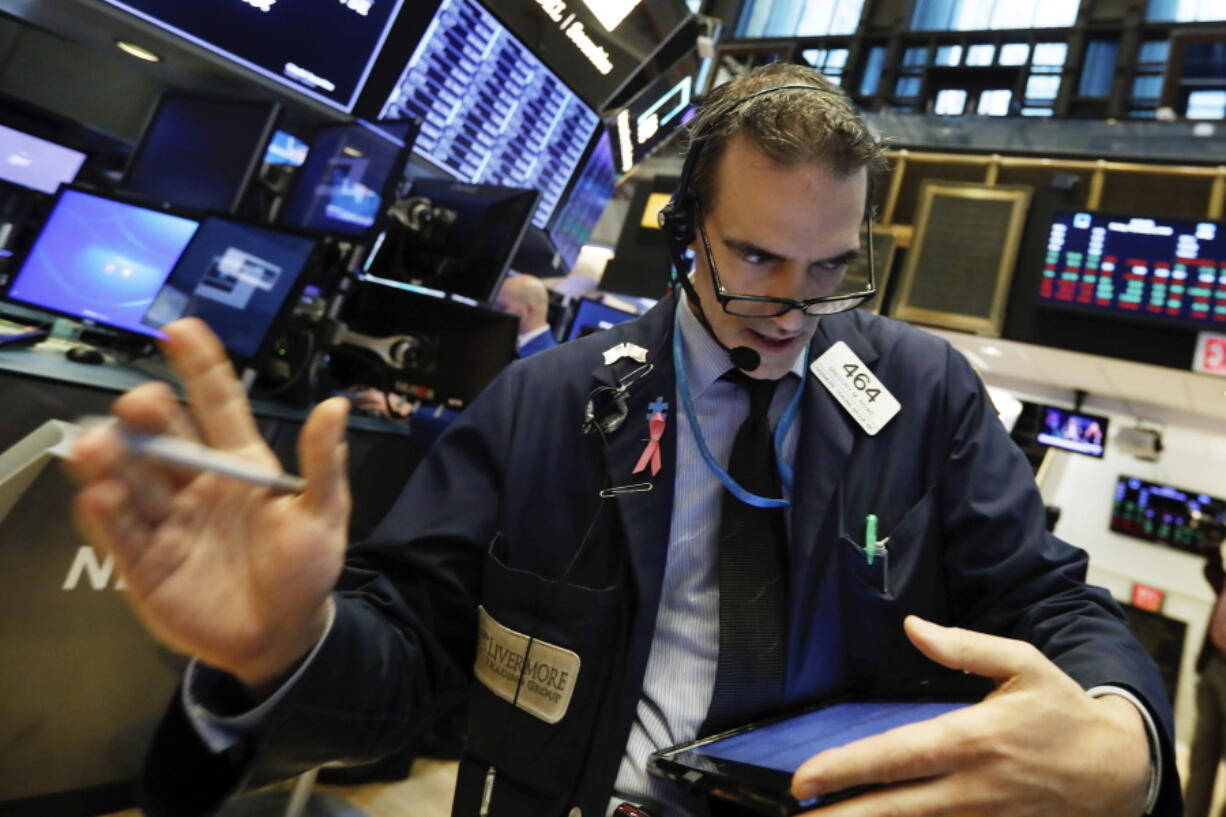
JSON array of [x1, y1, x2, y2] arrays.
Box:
[[517, 324, 550, 349], [675, 292, 807, 396]]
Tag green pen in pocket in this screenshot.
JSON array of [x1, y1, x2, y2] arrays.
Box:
[[865, 513, 878, 564]]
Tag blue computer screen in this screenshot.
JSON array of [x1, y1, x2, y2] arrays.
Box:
[[142, 218, 316, 359], [1036, 210, 1226, 329], [279, 121, 414, 236], [99, 0, 404, 113], [264, 130, 310, 166], [548, 131, 616, 271], [378, 0, 599, 229], [0, 124, 86, 195], [567, 297, 636, 340], [4, 189, 199, 336]]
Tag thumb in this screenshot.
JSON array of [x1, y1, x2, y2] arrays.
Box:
[[298, 396, 351, 518], [904, 615, 1045, 685]]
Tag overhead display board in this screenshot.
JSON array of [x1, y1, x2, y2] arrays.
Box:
[[609, 49, 711, 176], [98, 0, 404, 112], [492, 0, 694, 109]]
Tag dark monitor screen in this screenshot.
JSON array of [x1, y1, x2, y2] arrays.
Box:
[[1035, 404, 1109, 457], [264, 130, 309, 167], [367, 178, 538, 303], [2, 188, 199, 338], [0, 124, 86, 194], [548, 130, 616, 271], [1036, 210, 1226, 330], [1111, 475, 1226, 554], [377, 0, 600, 230], [566, 297, 637, 340], [610, 50, 708, 175], [141, 217, 316, 361], [122, 94, 280, 213], [279, 120, 417, 237], [99, 0, 404, 112]]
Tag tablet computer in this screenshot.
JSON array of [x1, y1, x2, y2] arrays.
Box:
[[649, 698, 974, 816]]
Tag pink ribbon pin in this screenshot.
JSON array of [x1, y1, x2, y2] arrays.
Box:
[[633, 411, 666, 477]]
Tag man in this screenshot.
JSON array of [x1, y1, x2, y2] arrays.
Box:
[[69, 64, 1176, 817], [495, 273, 557, 357], [1186, 523, 1226, 817]]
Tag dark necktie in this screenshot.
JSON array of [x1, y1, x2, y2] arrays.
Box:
[[703, 371, 789, 735]]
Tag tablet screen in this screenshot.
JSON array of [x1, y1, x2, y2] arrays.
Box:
[[698, 701, 969, 772]]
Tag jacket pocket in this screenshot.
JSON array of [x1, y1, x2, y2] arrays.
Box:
[[467, 545, 625, 798]]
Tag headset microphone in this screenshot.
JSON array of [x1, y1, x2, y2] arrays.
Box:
[[728, 345, 760, 372]]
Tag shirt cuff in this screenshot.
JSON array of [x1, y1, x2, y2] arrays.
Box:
[[182, 598, 338, 754], [1087, 684, 1161, 815]]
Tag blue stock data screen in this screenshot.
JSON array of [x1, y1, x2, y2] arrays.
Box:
[[378, 0, 599, 229], [1037, 210, 1226, 329], [549, 131, 616, 270]]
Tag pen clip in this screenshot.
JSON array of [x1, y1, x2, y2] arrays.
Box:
[[600, 482, 653, 498]]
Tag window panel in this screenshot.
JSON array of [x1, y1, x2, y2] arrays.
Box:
[[1021, 106, 1055, 116], [979, 89, 1013, 114], [1000, 43, 1031, 65], [859, 46, 887, 95], [738, 0, 867, 36], [1187, 90, 1226, 118], [1137, 40, 1171, 66], [1026, 74, 1061, 99], [903, 46, 931, 66], [1078, 39, 1118, 97], [896, 76, 922, 96], [911, 0, 1082, 30], [1032, 42, 1068, 67], [967, 44, 996, 65], [935, 44, 964, 65], [1132, 74, 1164, 99], [935, 88, 969, 113]]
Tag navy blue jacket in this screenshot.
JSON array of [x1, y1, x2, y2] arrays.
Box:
[[142, 294, 1179, 817], [518, 328, 558, 358]]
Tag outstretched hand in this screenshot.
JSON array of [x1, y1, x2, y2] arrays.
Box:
[[791, 616, 1151, 817], [67, 318, 352, 694]]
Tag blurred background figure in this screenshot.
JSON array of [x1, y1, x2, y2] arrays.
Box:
[[494, 274, 556, 357]]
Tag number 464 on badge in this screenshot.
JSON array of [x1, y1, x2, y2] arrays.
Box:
[[810, 341, 901, 436]]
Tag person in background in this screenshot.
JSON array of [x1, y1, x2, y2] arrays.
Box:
[[494, 273, 557, 357], [1186, 522, 1226, 817]]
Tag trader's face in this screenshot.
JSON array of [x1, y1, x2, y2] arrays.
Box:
[[689, 135, 867, 381]]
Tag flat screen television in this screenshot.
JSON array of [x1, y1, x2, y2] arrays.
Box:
[[566, 297, 637, 340], [1111, 476, 1226, 554], [1, 187, 199, 338], [609, 49, 709, 175], [279, 119, 417, 237], [364, 178, 538, 303], [548, 130, 616, 271], [1035, 404, 1109, 457], [98, 0, 404, 112], [0, 124, 86, 195], [122, 93, 280, 213], [1035, 209, 1226, 330], [376, 0, 600, 230], [140, 216, 317, 363]]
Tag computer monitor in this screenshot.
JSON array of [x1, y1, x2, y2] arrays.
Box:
[[141, 217, 317, 363], [279, 119, 417, 237], [1, 187, 199, 338], [548, 130, 616, 271], [264, 130, 309, 167], [377, 0, 600, 229], [1035, 404, 1109, 457], [566, 297, 637, 340], [609, 49, 709, 176], [122, 93, 280, 213], [98, 0, 404, 112], [0, 124, 86, 195], [1111, 475, 1226, 554], [1035, 209, 1226, 330], [366, 178, 538, 303]]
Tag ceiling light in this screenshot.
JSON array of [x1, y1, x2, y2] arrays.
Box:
[[980, 345, 1003, 357], [115, 40, 162, 62]]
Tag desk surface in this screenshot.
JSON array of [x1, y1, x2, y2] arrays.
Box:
[[0, 345, 411, 437]]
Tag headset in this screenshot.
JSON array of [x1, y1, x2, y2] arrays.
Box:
[[657, 82, 879, 372]]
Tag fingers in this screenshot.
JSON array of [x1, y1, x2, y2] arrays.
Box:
[[792, 706, 978, 802], [160, 318, 267, 454], [903, 616, 1045, 685], [298, 396, 351, 519]]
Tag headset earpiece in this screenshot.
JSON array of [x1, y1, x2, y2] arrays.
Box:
[[658, 195, 696, 247]]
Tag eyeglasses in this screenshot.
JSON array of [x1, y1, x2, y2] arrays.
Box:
[[696, 206, 876, 318]]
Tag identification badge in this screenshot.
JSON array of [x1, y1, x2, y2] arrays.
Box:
[[474, 606, 581, 724], [809, 341, 901, 435]]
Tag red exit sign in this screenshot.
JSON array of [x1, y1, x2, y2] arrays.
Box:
[[1131, 583, 1166, 613], [1194, 332, 1226, 377]]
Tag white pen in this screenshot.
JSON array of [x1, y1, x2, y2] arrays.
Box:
[[66, 417, 306, 494]]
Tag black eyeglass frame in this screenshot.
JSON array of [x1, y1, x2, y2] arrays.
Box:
[[695, 202, 877, 318]]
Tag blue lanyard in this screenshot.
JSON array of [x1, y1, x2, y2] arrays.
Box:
[[673, 325, 804, 509]]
